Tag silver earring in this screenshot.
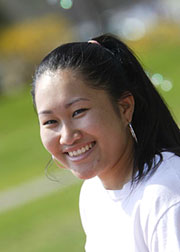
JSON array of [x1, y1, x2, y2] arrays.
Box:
[[128, 123, 138, 143]]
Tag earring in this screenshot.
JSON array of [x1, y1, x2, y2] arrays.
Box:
[[45, 156, 64, 182], [45, 156, 59, 182], [128, 123, 138, 143]]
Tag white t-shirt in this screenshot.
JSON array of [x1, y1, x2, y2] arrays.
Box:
[[79, 152, 180, 252]]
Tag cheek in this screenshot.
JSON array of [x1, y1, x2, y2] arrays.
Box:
[[84, 110, 118, 134], [78, 117, 101, 138], [40, 129, 57, 154]]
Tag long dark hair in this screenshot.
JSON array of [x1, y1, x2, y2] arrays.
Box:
[[32, 34, 180, 184]]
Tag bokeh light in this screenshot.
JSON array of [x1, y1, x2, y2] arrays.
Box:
[[160, 80, 173, 92], [121, 17, 146, 41], [151, 73, 163, 86], [60, 0, 73, 9], [150, 73, 173, 92]]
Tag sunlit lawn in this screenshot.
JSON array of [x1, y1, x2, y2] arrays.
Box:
[[0, 89, 48, 191], [142, 46, 180, 123], [131, 33, 180, 123], [0, 183, 85, 252]]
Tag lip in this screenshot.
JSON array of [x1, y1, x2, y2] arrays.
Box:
[[65, 141, 96, 162], [63, 141, 95, 153]]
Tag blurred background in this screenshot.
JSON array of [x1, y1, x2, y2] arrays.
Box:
[[0, 0, 180, 251]]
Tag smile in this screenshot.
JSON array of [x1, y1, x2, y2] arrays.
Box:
[[66, 142, 96, 157]]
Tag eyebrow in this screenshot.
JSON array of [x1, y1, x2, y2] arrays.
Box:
[[65, 97, 90, 108], [38, 97, 90, 115]]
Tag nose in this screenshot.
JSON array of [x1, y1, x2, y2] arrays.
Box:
[[59, 124, 82, 145]]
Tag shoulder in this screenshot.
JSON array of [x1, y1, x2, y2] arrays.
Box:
[[138, 152, 180, 245], [142, 152, 180, 200], [134, 152, 180, 247], [140, 152, 180, 208], [150, 201, 180, 251]]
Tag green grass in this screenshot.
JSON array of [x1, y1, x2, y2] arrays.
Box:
[[134, 40, 180, 123], [0, 182, 85, 252], [0, 88, 49, 190]]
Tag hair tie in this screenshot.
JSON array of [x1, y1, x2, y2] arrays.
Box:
[[88, 39, 114, 56], [88, 40, 100, 46]]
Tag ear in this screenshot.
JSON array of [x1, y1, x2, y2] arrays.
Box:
[[118, 94, 135, 124]]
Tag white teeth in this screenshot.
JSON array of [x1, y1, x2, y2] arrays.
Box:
[[82, 147, 86, 153], [69, 152, 73, 157], [67, 143, 94, 157], [77, 149, 81, 154]]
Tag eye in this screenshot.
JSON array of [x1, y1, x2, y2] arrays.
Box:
[[43, 120, 57, 125], [72, 108, 88, 118]]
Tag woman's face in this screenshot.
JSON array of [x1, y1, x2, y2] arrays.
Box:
[[35, 69, 133, 185]]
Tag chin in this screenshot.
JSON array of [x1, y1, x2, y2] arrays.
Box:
[[71, 170, 96, 180]]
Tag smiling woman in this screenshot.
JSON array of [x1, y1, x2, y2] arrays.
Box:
[[32, 34, 180, 252], [35, 69, 133, 184]]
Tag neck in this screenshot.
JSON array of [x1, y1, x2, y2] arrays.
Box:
[[98, 137, 134, 190]]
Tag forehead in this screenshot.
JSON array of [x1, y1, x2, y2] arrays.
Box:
[[36, 69, 80, 89], [36, 69, 92, 97], [35, 69, 109, 111]]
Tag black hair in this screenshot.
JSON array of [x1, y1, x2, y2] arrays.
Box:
[[32, 34, 180, 184]]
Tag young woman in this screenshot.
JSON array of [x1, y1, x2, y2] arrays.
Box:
[[32, 34, 180, 252]]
